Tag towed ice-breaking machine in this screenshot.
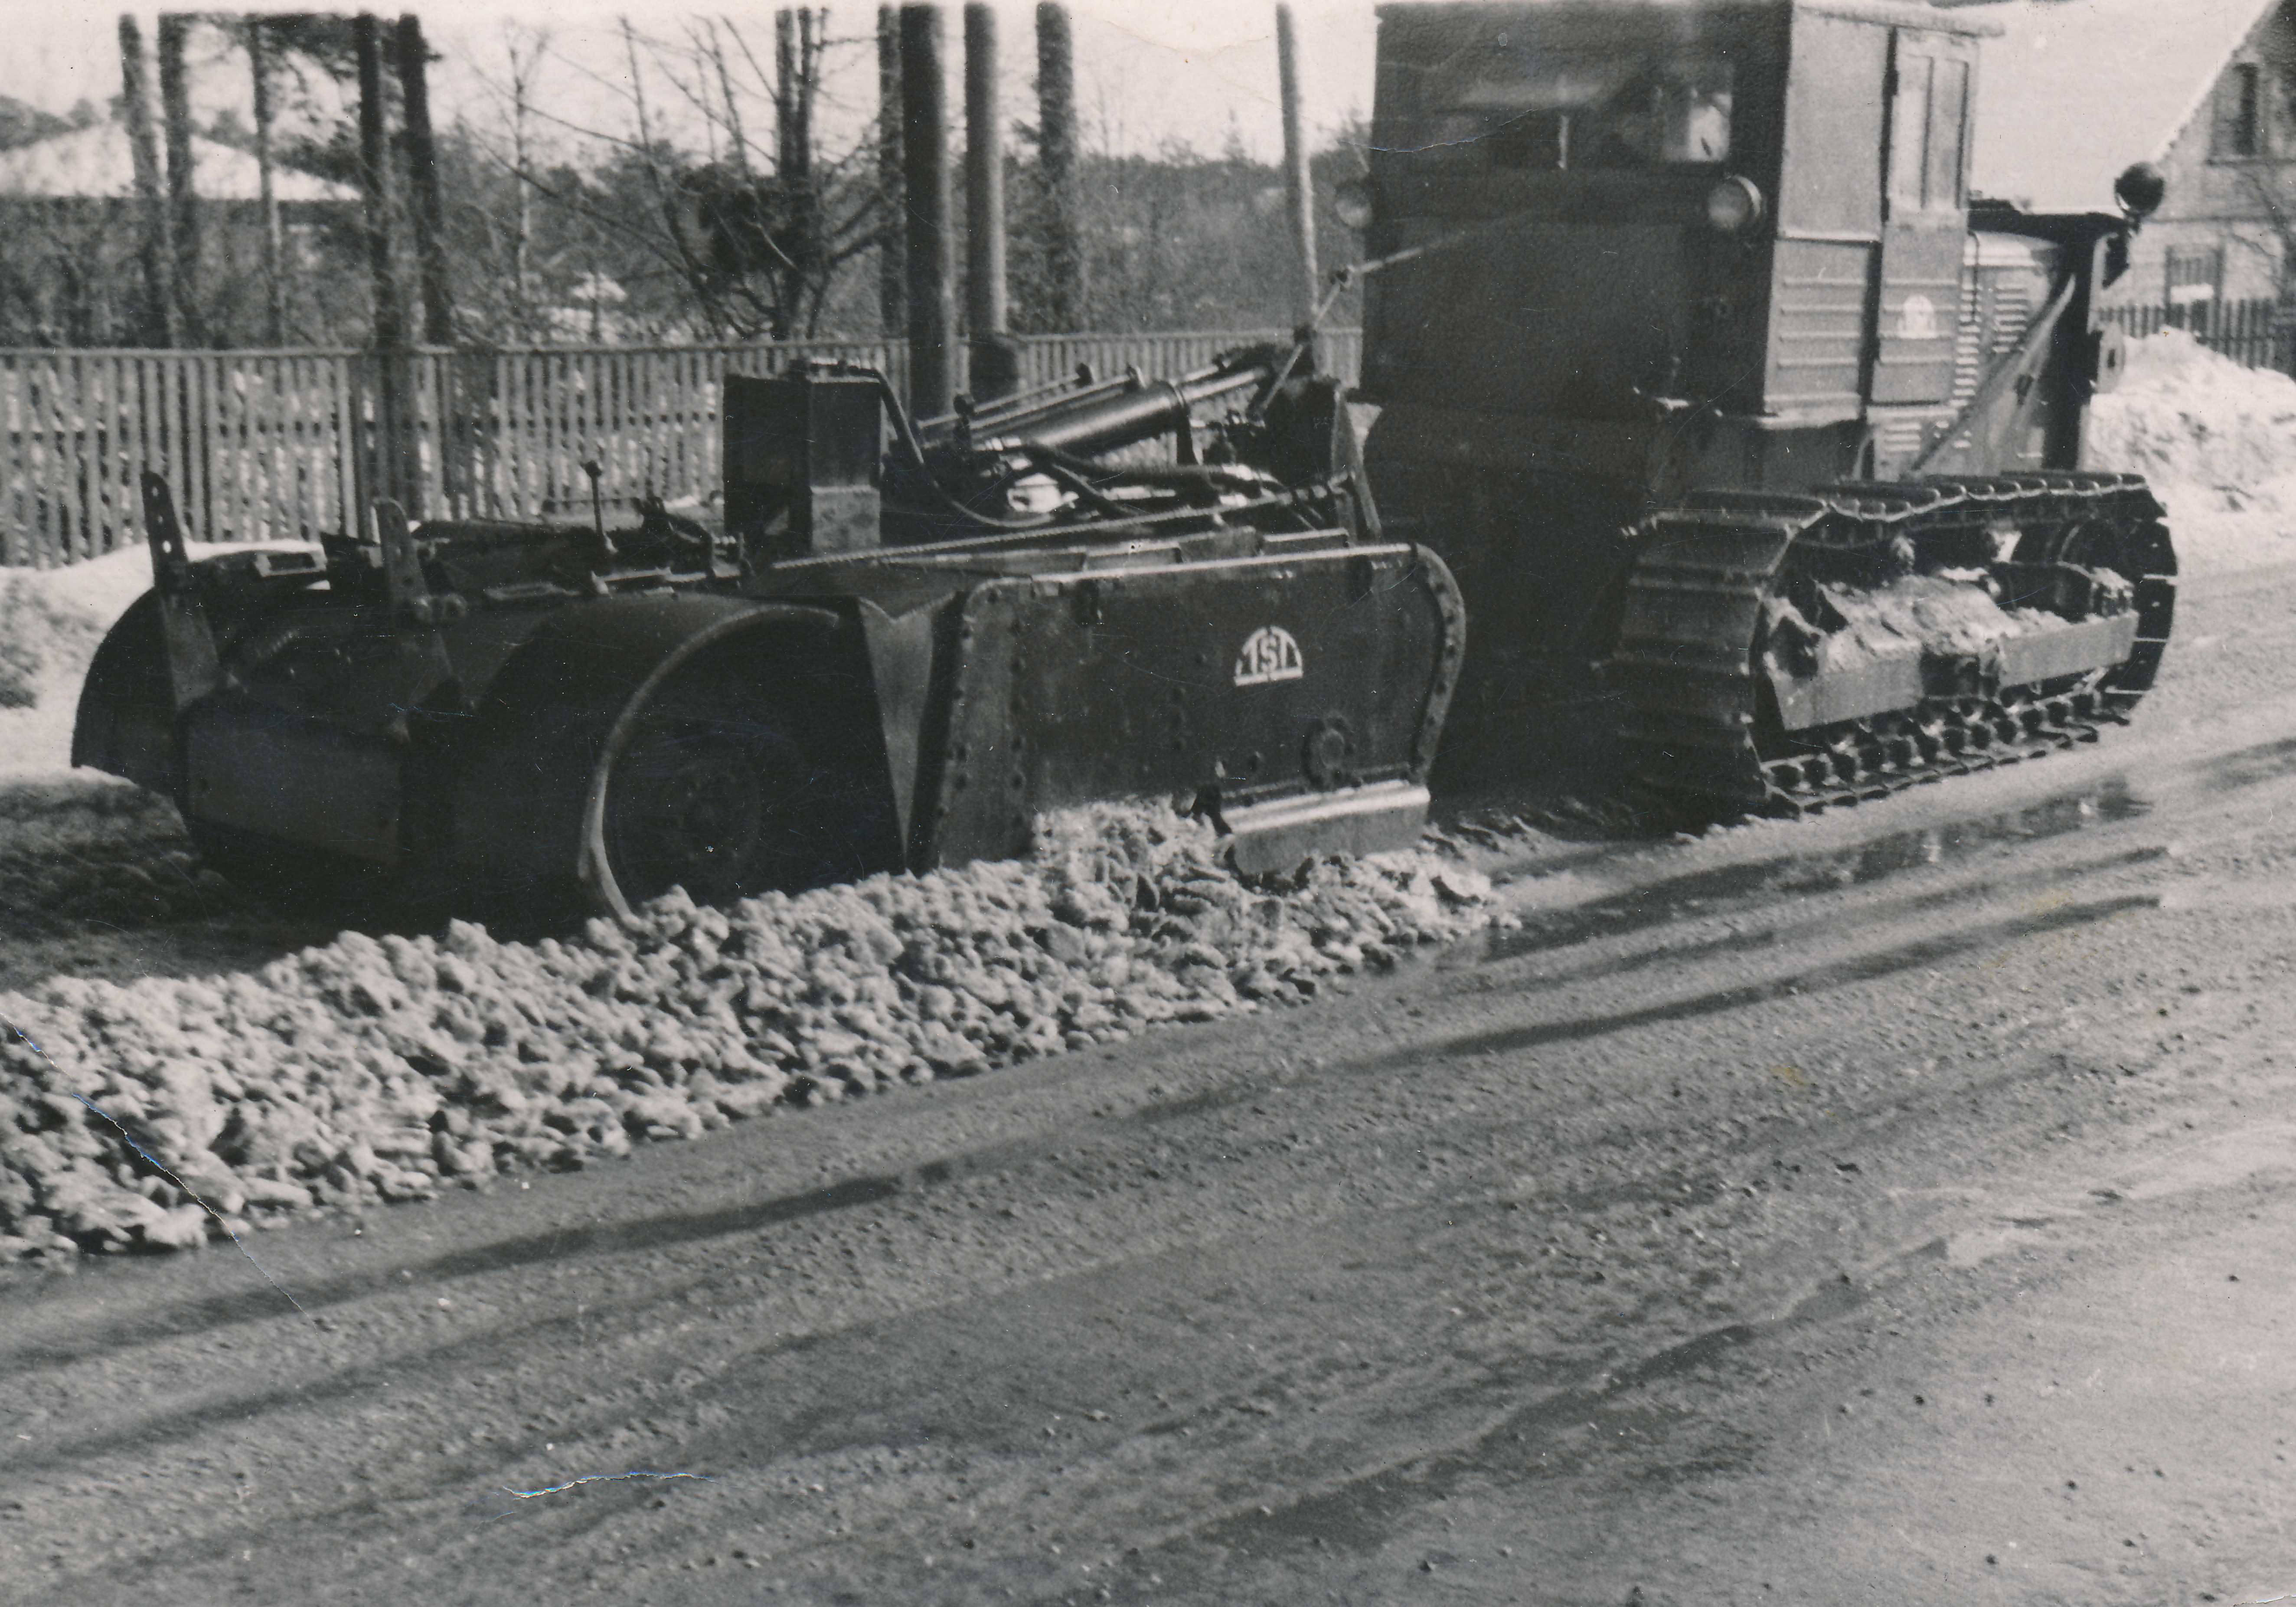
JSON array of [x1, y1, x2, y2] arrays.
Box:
[[1354, 0, 2175, 811], [73, 351, 1463, 918]]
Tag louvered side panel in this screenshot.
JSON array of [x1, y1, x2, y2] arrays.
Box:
[[1765, 238, 1871, 419]]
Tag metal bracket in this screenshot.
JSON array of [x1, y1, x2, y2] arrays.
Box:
[[372, 498, 465, 628], [1073, 578, 1105, 628], [370, 499, 461, 732], [140, 471, 221, 712]]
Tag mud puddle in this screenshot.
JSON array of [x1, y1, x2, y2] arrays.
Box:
[[1493, 844, 2168, 1003], [1413, 894, 2159, 1069], [1489, 781, 2150, 964]]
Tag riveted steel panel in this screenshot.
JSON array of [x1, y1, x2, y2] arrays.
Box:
[[919, 542, 1460, 871]]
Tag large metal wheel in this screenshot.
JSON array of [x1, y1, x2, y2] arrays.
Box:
[[592, 674, 812, 911]]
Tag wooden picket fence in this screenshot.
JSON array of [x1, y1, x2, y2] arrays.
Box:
[[0, 328, 1363, 568], [2100, 297, 2296, 376]]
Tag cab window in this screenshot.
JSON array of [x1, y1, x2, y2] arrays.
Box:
[[1427, 53, 1735, 171]]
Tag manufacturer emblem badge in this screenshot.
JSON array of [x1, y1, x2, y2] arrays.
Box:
[[1897, 293, 1939, 342], [1234, 625, 1305, 686]]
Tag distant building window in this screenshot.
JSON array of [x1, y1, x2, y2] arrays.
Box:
[[2215, 62, 2265, 158], [2167, 246, 2224, 327]]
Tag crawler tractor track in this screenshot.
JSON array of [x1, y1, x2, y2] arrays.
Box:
[[1613, 472, 2176, 817]]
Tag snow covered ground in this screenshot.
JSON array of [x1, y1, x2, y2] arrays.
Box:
[[0, 541, 314, 782]]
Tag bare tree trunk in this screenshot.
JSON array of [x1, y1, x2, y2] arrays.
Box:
[[796, 8, 820, 301], [709, 22, 750, 174], [157, 13, 201, 344], [965, 3, 1013, 397], [799, 9, 836, 335], [118, 15, 177, 348], [795, 10, 819, 193], [1275, 4, 1319, 337], [776, 12, 795, 170], [766, 8, 823, 342], [877, 7, 906, 340], [900, 3, 955, 416], [356, 13, 413, 510], [507, 34, 538, 334], [356, 16, 403, 349], [1034, 3, 1081, 331], [248, 16, 287, 344], [396, 13, 455, 346]]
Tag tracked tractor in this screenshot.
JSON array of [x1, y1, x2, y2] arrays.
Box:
[[1353, 0, 2175, 812], [72, 353, 1463, 921]]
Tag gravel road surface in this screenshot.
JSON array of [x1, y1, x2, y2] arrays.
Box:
[[6, 564, 2296, 1606]]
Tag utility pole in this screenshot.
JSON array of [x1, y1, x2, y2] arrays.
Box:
[[1035, 3, 1081, 331], [900, 4, 955, 417], [118, 16, 177, 347], [1276, 3, 1319, 344], [396, 14, 454, 347], [157, 13, 201, 343], [965, 4, 1014, 398], [876, 8, 906, 340], [249, 18, 287, 344]]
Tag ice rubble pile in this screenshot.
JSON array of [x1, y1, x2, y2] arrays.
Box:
[[0, 805, 1488, 1259]]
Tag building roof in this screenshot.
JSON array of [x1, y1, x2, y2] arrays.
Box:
[[0, 122, 356, 204], [1969, 0, 2281, 212]]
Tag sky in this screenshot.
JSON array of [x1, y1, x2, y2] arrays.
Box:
[[0, 1, 1388, 165]]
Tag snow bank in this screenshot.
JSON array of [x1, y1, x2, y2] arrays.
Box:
[[2087, 329, 2296, 575], [0, 541, 310, 779], [0, 807, 1489, 1259]]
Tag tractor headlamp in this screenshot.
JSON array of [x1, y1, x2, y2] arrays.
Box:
[[2114, 161, 2166, 222], [1705, 175, 1764, 234], [1333, 177, 1374, 232]]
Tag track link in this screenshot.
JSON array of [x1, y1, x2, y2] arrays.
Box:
[[1612, 472, 2176, 817]]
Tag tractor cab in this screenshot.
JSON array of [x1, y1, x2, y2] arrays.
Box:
[[1355, 0, 2172, 799], [1358, 0, 2136, 498]]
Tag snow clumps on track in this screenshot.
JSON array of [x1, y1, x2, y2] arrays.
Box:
[[0, 805, 1489, 1259], [2087, 329, 2296, 574]]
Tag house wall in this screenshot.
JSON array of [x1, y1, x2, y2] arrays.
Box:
[[2102, 0, 2296, 309]]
